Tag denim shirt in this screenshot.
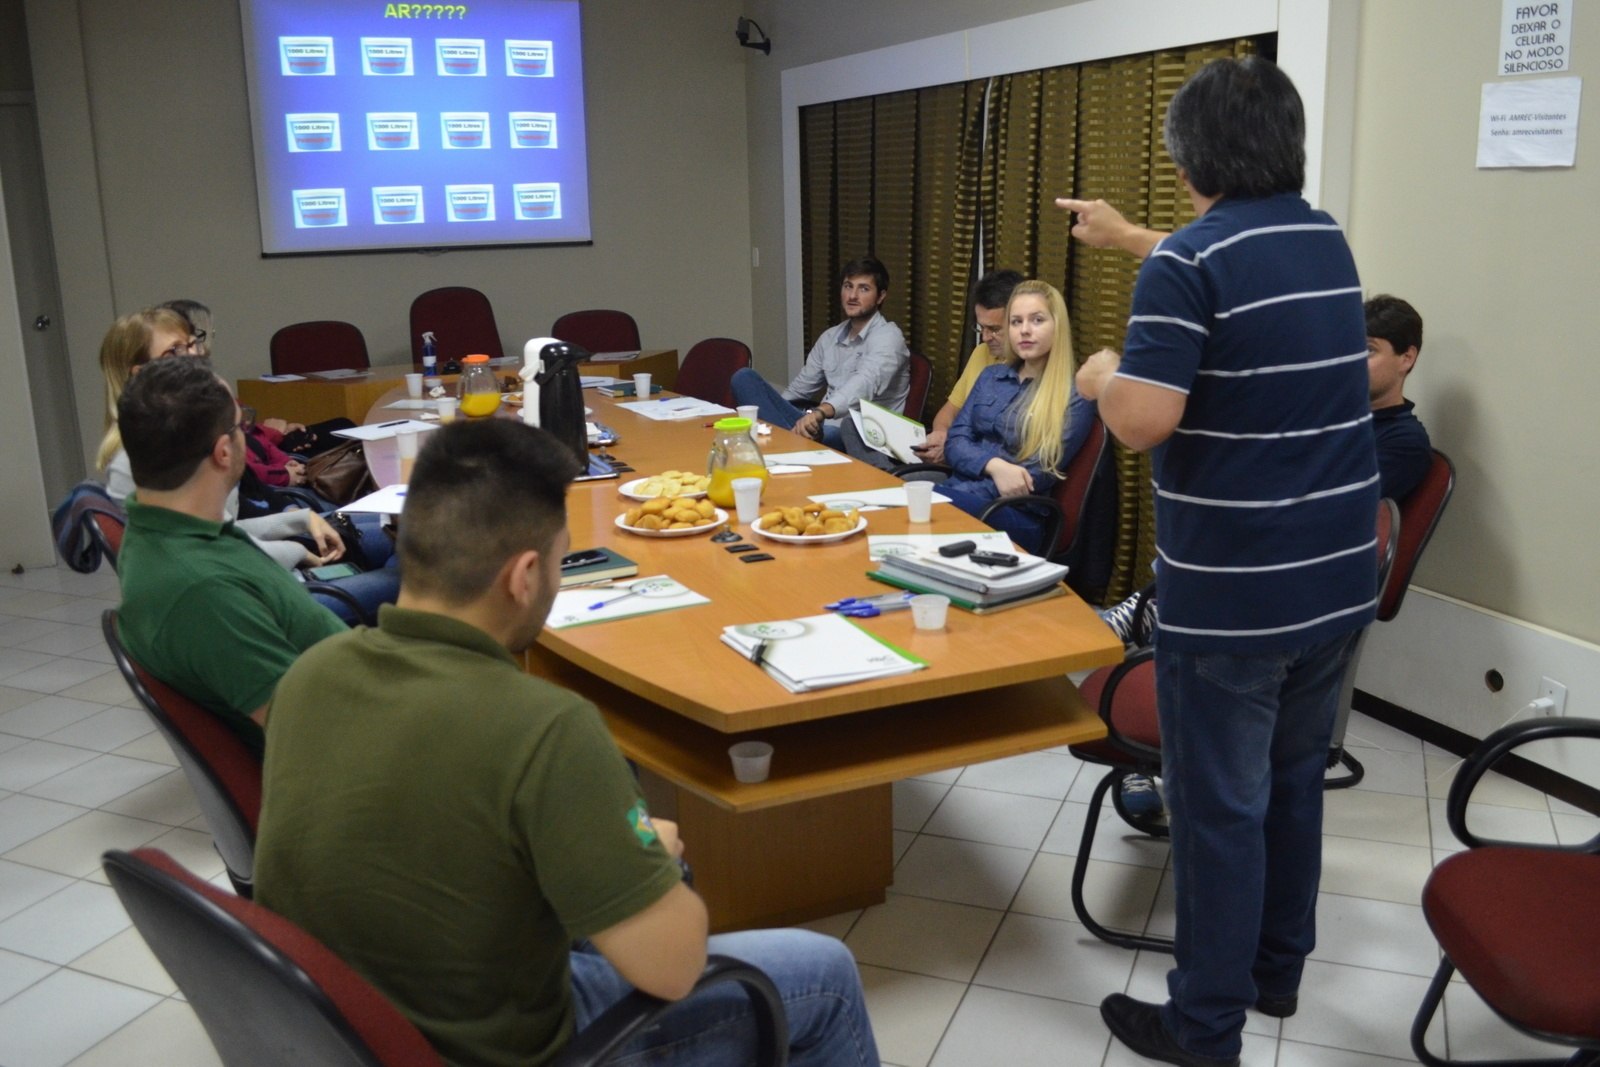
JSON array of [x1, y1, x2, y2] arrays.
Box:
[[943, 363, 1095, 504]]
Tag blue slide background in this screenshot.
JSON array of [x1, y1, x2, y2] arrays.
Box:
[[242, 0, 590, 254]]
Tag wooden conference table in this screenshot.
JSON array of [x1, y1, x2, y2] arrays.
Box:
[[361, 386, 1122, 931], [239, 349, 680, 426]]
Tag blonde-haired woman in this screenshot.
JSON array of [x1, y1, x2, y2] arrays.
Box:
[[96, 308, 198, 475], [938, 279, 1095, 554]]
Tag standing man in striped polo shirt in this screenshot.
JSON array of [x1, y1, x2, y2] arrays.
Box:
[[1075, 57, 1379, 1067]]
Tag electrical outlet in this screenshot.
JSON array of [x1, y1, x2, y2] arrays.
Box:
[[1538, 676, 1568, 716]]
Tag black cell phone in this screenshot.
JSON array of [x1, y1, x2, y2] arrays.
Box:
[[968, 551, 1020, 567], [560, 549, 610, 570], [725, 543, 759, 553], [739, 553, 775, 563], [938, 540, 978, 557]]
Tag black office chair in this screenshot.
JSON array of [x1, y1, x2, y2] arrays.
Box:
[[104, 848, 791, 1067]]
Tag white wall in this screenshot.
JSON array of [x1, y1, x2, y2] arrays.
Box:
[[26, 0, 754, 469]]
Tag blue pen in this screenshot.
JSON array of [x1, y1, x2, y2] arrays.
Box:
[[824, 592, 915, 617]]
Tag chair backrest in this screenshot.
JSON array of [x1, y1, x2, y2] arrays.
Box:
[[904, 351, 932, 422], [103, 848, 444, 1067], [1378, 449, 1455, 621], [676, 337, 752, 406], [551, 309, 641, 354], [89, 510, 125, 571], [410, 287, 505, 363], [1050, 416, 1117, 600], [270, 321, 371, 377], [101, 610, 262, 897]]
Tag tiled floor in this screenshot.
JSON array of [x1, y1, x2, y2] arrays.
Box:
[[0, 563, 1594, 1066]]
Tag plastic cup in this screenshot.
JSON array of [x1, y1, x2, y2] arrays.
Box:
[[910, 594, 950, 630], [737, 404, 760, 424], [904, 480, 934, 523], [436, 395, 458, 423], [404, 372, 423, 399], [633, 372, 652, 398], [732, 476, 764, 524], [729, 741, 774, 783], [396, 428, 419, 482]]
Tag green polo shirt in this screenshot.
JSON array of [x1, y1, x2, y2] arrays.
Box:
[[116, 496, 345, 756], [255, 605, 683, 1067]]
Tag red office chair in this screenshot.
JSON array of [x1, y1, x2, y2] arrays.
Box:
[[551, 309, 642, 355], [892, 417, 1116, 600], [1326, 450, 1456, 786], [1067, 498, 1401, 952], [1409, 716, 1600, 1066], [410, 287, 505, 363], [904, 352, 932, 422], [102, 610, 261, 898], [677, 338, 752, 406], [103, 847, 791, 1067], [269, 321, 371, 377]]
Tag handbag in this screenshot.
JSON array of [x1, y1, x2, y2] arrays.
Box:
[[301, 440, 373, 506]]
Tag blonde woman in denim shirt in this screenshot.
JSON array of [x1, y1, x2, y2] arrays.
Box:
[[937, 280, 1095, 554]]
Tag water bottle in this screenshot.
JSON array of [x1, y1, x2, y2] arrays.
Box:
[[421, 331, 439, 388]]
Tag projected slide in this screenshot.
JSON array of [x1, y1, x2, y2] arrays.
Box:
[[240, 0, 590, 255]]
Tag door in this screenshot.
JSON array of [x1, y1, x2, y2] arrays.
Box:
[[0, 95, 83, 503]]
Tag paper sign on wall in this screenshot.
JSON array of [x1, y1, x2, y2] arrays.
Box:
[[1477, 77, 1582, 167], [1500, 1, 1573, 76]]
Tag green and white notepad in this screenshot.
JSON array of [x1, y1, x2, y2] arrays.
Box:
[[720, 613, 926, 693]]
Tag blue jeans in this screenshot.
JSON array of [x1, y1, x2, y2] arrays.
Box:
[[569, 929, 878, 1066], [729, 368, 844, 450], [936, 484, 1049, 556], [1155, 629, 1362, 1059]]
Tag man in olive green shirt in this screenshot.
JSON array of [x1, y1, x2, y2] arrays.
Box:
[[114, 358, 344, 756], [255, 419, 878, 1067]]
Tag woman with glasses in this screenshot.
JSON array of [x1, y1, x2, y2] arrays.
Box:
[[931, 279, 1096, 555]]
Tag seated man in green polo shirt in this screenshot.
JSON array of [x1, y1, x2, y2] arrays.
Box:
[[114, 357, 345, 757], [254, 418, 878, 1067]]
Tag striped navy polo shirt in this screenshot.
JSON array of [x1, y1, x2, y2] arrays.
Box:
[[1117, 193, 1379, 654]]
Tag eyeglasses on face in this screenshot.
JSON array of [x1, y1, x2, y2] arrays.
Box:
[[158, 330, 207, 359]]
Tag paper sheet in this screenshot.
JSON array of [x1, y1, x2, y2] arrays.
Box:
[[764, 449, 852, 467], [339, 483, 410, 515], [331, 419, 440, 442], [545, 575, 710, 629], [616, 397, 735, 421], [808, 487, 953, 512]]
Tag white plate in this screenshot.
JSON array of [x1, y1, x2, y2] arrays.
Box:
[[614, 508, 728, 538], [500, 394, 591, 416], [751, 514, 869, 545], [617, 476, 709, 502]]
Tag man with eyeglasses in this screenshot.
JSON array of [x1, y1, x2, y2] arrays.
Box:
[[114, 357, 345, 758], [841, 269, 1022, 469]]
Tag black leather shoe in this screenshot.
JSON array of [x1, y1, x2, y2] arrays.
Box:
[[1100, 994, 1240, 1067], [1253, 991, 1298, 1018]]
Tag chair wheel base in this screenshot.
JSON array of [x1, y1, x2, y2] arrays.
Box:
[[1323, 747, 1364, 789]]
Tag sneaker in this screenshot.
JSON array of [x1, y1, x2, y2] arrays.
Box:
[[1097, 595, 1144, 646], [1120, 774, 1165, 819], [1100, 994, 1240, 1067]]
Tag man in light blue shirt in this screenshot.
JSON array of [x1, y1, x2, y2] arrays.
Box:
[[731, 256, 909, 448]]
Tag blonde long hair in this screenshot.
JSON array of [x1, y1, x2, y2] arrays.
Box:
[[1001, 280, 1076, 476], [96, 308, 192, 470]]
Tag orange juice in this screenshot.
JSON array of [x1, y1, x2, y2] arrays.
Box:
[[459, 391, 500, 418], [707, 465, 768, 507]]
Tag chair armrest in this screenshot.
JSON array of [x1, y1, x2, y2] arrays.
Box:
[[978, 494, 1065, 558], [1447, 716, 1600, 852], [890, 463, 952, 482], [271, 486, 333, 512], [551, 954, 789, 1067], [301, 582, 374, 627]]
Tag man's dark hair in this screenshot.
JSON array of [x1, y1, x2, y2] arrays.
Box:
[[118, 357, 235, 491], [839, 256, 889, 293], [1164, 56, 1306, 199], [970, 270, 1024, 312], [1365, 294, 1423, 356], [398, 420, 580, 603]]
